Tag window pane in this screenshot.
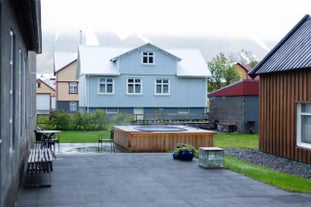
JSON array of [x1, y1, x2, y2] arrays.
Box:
[[149, 56, 153, 63], [302, 104, 311, 113], [302, 115, 311, 143], [163, 85, 169, 93], [128, 85, 133, 93], [156, 85, 161, 93], [135, 84, 141, 93], [99, 84, 105, 93], [107, 84, 113, 93]]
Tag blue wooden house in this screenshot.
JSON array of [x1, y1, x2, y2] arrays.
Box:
[[77, 43, 211, 120]]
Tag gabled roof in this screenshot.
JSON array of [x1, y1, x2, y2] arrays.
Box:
[[36, 79, 55, 92], [54, 52, 77, 73], [236, 63, 259, 80], [236, 63, 252, 73], [168, 48, 211, 77], [110, 43, 181, 62], [249, 14, 311, 78], [78, 46, 129, 76], [78, 44, 211, 78], [208, 80, 259, 97]]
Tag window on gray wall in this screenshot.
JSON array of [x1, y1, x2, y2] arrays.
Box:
[[9, 29, 16, 151], [141, 51, 154, 64], [98, 77, 114, 94], [18, 48, 23, 137], [155, 78, 170, 95], [69, 82, 78, 94], [127, 78, 142, 95], [297, 103, 311, 149], [69, 102, 77, 112]]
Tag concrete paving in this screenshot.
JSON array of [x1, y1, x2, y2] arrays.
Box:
[[16, 146, 311, 207]]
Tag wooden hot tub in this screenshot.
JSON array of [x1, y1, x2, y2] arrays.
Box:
[[114, 125, 215, 152]]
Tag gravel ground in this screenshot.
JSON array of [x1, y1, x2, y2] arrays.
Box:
[[224, 148, 311, 180]]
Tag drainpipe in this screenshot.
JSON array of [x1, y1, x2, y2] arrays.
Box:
[[87, 75, 90, 113]]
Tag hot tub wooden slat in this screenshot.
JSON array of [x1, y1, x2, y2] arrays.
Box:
[[114, 126, 215, 152]]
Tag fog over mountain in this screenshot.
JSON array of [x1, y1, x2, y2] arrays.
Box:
[[37, 31, 277, 75]]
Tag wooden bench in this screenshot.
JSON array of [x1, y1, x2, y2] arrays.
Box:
[[25, 145, 54, 187]]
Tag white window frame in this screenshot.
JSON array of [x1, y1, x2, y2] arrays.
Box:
[[141, 51, 155, 65], [69, 82, 78, 94], [69, 102, 78, 112], [98, 77, 114, 95], [297, 103, 311, 149], [154, 78, 170, 95], [126, 78, 142, 95]]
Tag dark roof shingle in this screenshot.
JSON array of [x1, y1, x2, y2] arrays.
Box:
[[249, 14, 311, 78]]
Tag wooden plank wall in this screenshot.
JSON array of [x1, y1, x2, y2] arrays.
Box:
[[259, 70, 311, 164], [114, 130, 215, 152]]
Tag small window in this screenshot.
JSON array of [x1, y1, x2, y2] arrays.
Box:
[[178, 108, 190, 114], [155, 78, 170, 95], [98, 78, 114, 94], [297, 103, 311, 149], [106, 108, 119, 114], [127, 78, 142, 95], [69, 82, 78, 94], [37, 82, 41, 88], [69, 102, 78, 112], [142, 51, 154, 64]]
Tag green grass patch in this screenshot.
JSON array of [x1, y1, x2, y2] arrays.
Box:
[[224, 155, 311, 193], [215, 133, 258, 149], [58, 130, 110, 143]]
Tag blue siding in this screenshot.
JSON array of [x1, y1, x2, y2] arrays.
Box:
[[86, 75, 207, 108], [79, 44, 208, 118]]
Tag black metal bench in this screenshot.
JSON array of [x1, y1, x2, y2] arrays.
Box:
[[25, 145, 54, 187]]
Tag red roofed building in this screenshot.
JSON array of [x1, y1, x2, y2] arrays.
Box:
[[235, 63, 260, 80], [209, 80, 259, 133]]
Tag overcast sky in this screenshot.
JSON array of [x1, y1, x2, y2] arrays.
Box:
[[41, 0, 310, 41]]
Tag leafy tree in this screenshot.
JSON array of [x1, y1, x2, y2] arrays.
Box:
[[224, 65, 241, 85], [207, 53, 227, 92], [249, 60, 258, 68], [207, 53, 241, 92]]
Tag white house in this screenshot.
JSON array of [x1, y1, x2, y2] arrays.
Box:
[[77, 43, 211, 120]]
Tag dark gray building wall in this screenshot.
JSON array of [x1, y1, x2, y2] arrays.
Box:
[[78, 107, 206, 120], [56, 101, 78, 112], [243, 96, 259, 133], [0, 1, 39, 206], [209, 96, 258, 133]]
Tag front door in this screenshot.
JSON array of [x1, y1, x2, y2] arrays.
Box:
[[133, 108, 144, 120]]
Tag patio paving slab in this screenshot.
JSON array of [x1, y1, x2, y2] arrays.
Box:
[[16, 153, 311, 207]]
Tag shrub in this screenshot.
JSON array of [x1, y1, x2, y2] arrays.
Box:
[[45, 110, 108, 130], [47, 111, 71, 130], [112, 113, 134, 125]]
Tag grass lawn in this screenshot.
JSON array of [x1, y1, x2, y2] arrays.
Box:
[[58, 130, 111, 143], [57, 130, 311, 193], [215, 133, 258, 149]]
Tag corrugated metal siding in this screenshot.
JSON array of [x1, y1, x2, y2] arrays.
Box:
[[259, 71, 311, 164], [249, 15, 311, 77]]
